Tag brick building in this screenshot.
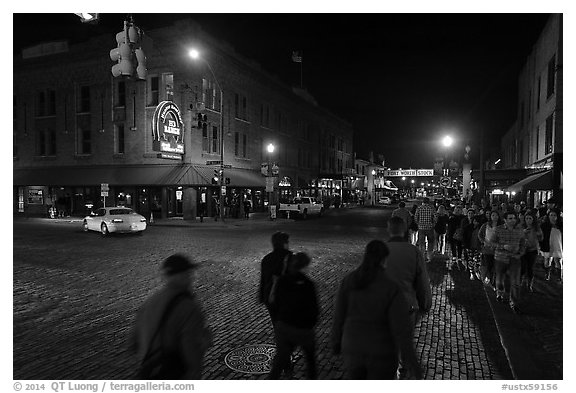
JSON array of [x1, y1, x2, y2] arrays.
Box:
[[499, 14, 563, 207], [13, 19, 354, 218]]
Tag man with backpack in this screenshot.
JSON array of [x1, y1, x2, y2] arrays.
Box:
[[414, 197, 436, 262], [134, 254, 213, 379]]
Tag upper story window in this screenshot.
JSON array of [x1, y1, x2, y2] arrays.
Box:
[[260, 103, 270, 127], [235, 93, 248, 120], [547, 54, 556, 99], [36, 89, 56, 117], [202, 78, 220, 111], [545, 114, 554, 155], [37, 129, 56, 156], [536, 76, 541, 110], [147, 73, 175, 106], [78, 86, 90, 113], [148, 76, 159, 106]]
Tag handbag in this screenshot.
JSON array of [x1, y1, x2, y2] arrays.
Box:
[[137, 292, 190, 380]]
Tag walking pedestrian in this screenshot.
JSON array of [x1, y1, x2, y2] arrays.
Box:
[[409, 204, 419, 245], [391, 201, 412, 241], [331, 240, 423, 379], [447, 205, 465, 270], [539, 208, 563, 282], [434, 205, 449, 255], [243, 199, 251, 219], [494, 211, 526, 314], [521, 212, 543, 292], [269, 252, 319, 379], [414, 197, 436, 262], [386, 217, 432, 379], [259, 232, 292, 323], [463, 216, 482, 281], [478, 210, 502, 287], [134, 254, 213, 379]]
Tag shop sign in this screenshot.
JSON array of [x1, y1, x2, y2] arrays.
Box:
[[383, 169, 434, 177], [152, 101, 184, 156], [27, 188, 44, 204], [157, 152, 182, 160]]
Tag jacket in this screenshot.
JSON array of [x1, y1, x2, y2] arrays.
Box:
[[447, 214, 464, 239], [259, 248, 292, 305], [271, 272, 319, 329], [135, 286, 212, 379], [539, 221, 562, 253], [331, 267, 414, 358], [478, 222, 498, 255], [385, 237, 432, 313]]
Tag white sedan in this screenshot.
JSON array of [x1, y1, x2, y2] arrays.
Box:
[[378, 196, 392, 205], [83, 207, 147, 236]]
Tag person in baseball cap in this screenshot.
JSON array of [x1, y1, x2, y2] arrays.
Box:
[[161, 253, 200, 275]]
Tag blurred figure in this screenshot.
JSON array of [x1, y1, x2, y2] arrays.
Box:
[[331, 240, 423, 379], [478, 210, 502, 287], [409, 204, 419, 245], [391, 201, 412, 241], [386, 217, 432, 379], [434, 205, 449, 255], [135, 254, 213, 379], [447, 205, 465, 270], [259, 232, 292, 322], [269, 252, 319, 379]]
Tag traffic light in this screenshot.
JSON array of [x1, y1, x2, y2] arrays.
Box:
[[110, 19, 147, 80], [212, 169, 219, 185], [197, 114, 208, 132], [225, 177, 230, 185]]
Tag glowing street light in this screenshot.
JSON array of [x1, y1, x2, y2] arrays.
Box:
[[442, 135, 453, 148]]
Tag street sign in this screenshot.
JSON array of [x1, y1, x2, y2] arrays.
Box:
[[221, 186, 227, 195], [101, 191, 109, 197], [206, 160, 222, 165], [440, 177, 451, 187], [272, 164, 279, 176], [101, 183, 109, 191]]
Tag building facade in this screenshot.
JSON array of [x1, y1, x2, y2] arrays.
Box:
[[500, 14, 563, 207], [13, 19, 354, 219]]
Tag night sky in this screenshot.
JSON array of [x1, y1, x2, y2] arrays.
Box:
[[12, 12, 551, 169]]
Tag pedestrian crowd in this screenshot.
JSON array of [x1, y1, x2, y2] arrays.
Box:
[[130, 196, 560, 380], [402, 196, 562, 315]]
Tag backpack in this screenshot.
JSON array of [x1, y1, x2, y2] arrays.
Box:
[[137, 292, 190, 380]]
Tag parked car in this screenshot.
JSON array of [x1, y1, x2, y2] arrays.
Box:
[[279, 196, 324, 219], [378, 196, 392, 205], [83, 207, 147, 236]]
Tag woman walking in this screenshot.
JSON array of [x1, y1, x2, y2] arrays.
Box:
[[540, 209, 563, 282], [434, 205, 449, 255], [478, 210, 502, 287], [521, 212, 543, 292], [447, 205, 465, 270], [331, 240, 422, 379]]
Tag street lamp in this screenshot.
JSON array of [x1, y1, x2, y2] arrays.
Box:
[[266, 143, 275, 210], [371, 169, 377, 206], [189, 49, 225, 220]]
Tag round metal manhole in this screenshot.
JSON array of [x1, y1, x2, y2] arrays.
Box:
[[224, 344, 276, 374]]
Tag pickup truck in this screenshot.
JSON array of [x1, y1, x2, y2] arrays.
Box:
[[278, 197, 324, 219]]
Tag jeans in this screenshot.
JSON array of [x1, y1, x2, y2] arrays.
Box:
[[481, 253, 495, 284], [449, 239, 463, 259], [521, 250, 538, 282], [494, 258, 522, 305], [417, 228, 435, 259], [269, 321, 316, 379]]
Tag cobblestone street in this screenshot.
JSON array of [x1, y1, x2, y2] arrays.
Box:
[[12, 207, 561, 380]]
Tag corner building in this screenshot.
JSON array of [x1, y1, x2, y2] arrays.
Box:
[[13, 19, 354, 218]]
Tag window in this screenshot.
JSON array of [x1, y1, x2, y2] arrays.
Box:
[[547, 55, 556, 99], [519, 101, 524, 128], [537, 76, 541, 110], [77, 127, 91, 155], [242, 134, 247, 157], [260, 103, 270, 127], [164, 74, 174, 101], [148, 76, 159, 106], [36, 129, 56, 156], [528, 90, 532, 120], [234, 93, 248, 120], [47, 90, 56, 115], [79, 86, 90, 112], [116, 81, 126, 107], [211, 126, 219, 154], [115, 124, 125, 154], [535, 126, 539, 160], [545, 115, 554, 155], [202, 126, 209, 152], [234, 132, 239, 156], [36, 91, 45, 116], [202, 78, 220, 111]]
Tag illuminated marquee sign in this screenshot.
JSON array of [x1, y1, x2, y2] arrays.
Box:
[[383, 169, 434, 177], [152, 101, 184, 158]]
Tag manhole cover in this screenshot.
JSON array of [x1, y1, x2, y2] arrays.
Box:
[[224, 344, 276, 374]]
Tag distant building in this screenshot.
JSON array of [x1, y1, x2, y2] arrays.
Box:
[[13, 19, 354, 218]]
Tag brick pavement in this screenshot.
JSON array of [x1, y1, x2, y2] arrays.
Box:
[[12, 211, 562, 380]]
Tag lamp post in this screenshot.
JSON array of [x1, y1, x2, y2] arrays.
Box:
[[267, 143, 275, 210], [189, 49, 225, 221], [371, 169, 376, 206], [441, 135, 453, 198]]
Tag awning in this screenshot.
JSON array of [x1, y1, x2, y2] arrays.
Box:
[[14, 164, 210, 187], [507, 170, 553, 193], [192, 165, 265, 188]]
